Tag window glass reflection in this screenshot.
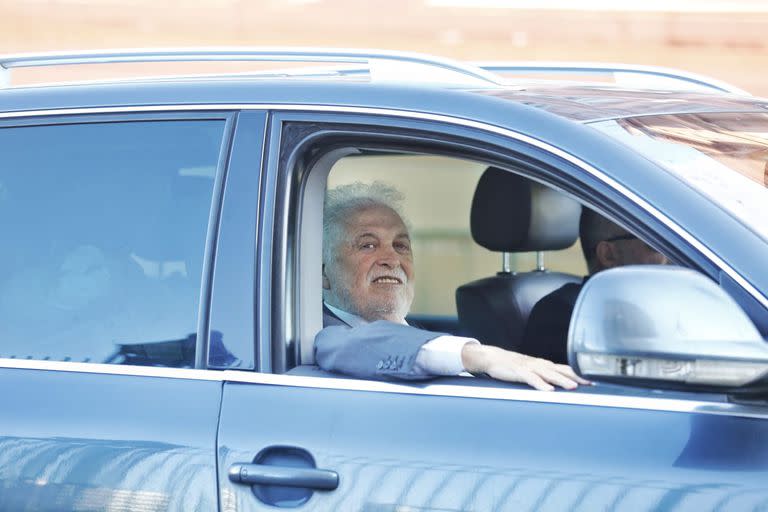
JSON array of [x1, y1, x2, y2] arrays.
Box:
[[0, 119, 224, 367]]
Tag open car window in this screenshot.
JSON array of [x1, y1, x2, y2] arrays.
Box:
[[328, 153, 588, 318]]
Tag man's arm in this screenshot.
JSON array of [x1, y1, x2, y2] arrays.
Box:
[[314, 320, 445, 380], [460, 343, 587, 391], [315, 321, 589, 389]]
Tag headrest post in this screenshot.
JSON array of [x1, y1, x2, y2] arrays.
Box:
[[501, 252, 512, 274], [536, 251, 545, 272]]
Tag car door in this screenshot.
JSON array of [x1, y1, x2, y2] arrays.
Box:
[[215, 109, 768, 511], [0, 111, 241, 511]]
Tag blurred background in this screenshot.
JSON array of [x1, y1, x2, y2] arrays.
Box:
[[1, 0, 768, 94]]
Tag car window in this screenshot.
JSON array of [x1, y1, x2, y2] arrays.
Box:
[[0, 119, 225, 367], [301, 144, 671, 370], [329, 153, 587, 316]]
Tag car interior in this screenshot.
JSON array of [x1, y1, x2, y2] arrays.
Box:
[[290, 148, 621, 374], [455, 166, 583, 352]]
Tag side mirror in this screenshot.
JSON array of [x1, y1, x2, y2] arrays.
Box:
[[568, 266, 768, 395]]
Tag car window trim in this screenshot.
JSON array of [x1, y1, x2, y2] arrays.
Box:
[[0, 110, 233, 127], [1, 357, 766, 419], [195, 113, 237, 368], [205, 110, 268, 371]]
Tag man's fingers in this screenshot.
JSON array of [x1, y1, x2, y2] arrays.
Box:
[[520, 370, 556, 392], [486, 366, 554, 391], [553, 363, 592, 385], [528, 358, 591, 387], [473, 346, 591, 390], [536, 367, 578, 390]]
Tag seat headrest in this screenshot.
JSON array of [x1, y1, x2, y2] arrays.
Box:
[[470, 167, 581, 252]]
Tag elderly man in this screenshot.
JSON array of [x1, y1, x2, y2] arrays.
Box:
[[314, 182, 588, 391], [520, 207, 669, 364]]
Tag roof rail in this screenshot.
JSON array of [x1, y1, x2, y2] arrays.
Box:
[[0, 47, 505, 87], [474, 61, 749, 95]]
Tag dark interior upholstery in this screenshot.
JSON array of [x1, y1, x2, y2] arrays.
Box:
[[456, 167, 582, 351]]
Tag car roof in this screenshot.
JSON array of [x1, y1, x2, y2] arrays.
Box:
[[1, 76, 766, 124], [474, 83, 768, 122], [1, 48, 765, 123]]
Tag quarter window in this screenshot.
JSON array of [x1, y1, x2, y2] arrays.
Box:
[[0, 119, 225, 367]]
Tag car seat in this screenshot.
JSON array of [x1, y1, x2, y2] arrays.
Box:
[[455, 167, 582, 351]]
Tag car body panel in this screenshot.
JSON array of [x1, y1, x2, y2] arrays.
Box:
[[0, 366, 222, 510], [1, 78, 766, 121], [477, 84, 768, 121], [206, 110, 268, 370], [218, 375, 768, 511]]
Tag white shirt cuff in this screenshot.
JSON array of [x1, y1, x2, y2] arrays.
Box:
[[414, 335, 480, 376]]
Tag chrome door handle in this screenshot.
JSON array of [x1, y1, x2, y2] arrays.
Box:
[[228, 463, 339, 490]]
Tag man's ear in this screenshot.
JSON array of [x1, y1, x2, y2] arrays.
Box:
[[322, 264, 330, 290], [595, 240, 619, 269]]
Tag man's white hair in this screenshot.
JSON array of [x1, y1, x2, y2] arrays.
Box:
[[323, 181, 407, 265]]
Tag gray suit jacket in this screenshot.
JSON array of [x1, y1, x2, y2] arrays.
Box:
[[315, 306, 445, 380]]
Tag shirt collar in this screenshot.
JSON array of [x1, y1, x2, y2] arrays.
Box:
[[324, 302, 368, 328], [324, 302, 409, 327]]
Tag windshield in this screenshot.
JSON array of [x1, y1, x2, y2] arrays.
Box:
[[591, 112, 768, 241]]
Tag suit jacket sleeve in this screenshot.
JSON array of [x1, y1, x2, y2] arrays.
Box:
[[314, 320, 446, 381]]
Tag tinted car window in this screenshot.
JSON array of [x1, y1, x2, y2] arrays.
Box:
[[0, 119, 224, 367]]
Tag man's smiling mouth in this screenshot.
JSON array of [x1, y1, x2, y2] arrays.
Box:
[[372, 276, 403, 284]]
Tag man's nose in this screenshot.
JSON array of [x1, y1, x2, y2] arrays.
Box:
[[375, 247, 400, 267]]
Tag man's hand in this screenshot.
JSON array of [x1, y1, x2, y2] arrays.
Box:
[[461, 343, 590, 391]]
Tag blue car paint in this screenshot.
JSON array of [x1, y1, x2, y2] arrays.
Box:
[[206, 111, 268, 371], [0, 368, 222, 510], [218, 379, 768, 511]]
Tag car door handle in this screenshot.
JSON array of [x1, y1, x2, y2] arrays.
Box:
[[228, 463, 339, 490]]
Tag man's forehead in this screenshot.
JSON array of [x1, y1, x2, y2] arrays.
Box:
[[353, 229, 411, 239], [345, 205, 409, 236]]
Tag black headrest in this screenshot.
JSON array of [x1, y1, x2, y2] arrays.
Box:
[[470, 167, 581, 252]]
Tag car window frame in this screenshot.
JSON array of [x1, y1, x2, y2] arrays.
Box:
[[0, 109, 238, 371], [204, 110, 268, 371], [262, 108, 768, 402]]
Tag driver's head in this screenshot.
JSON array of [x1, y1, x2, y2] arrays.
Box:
[[580, 208, 668, 274], [322, 182, 415, 324]]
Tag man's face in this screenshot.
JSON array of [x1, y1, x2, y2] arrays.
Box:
[[599, 235, 669, 269], [323, 205, 415, 323]]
